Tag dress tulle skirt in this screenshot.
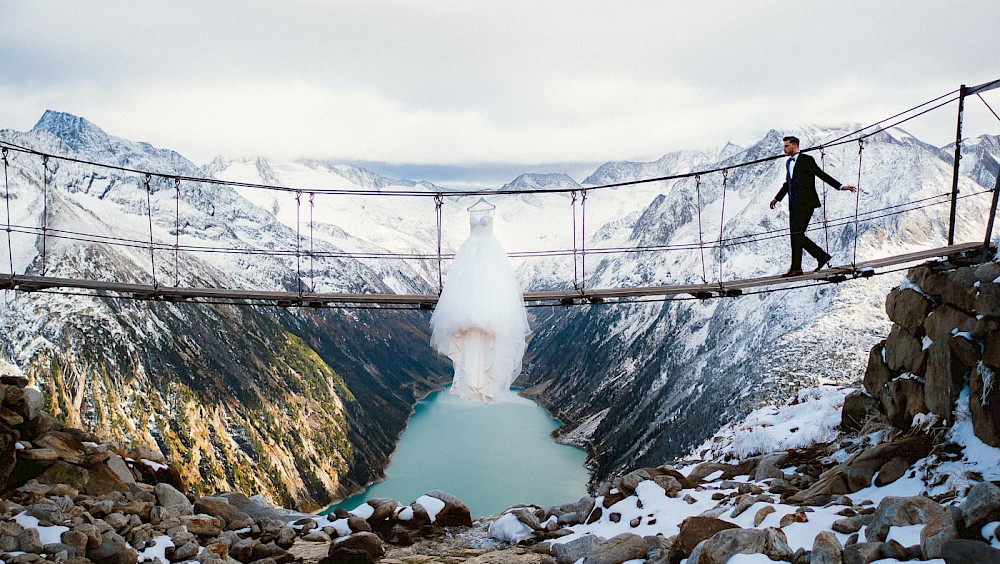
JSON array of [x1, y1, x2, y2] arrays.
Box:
[[430, 231, 530, 404]]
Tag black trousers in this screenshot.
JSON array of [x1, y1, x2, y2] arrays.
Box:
[[789, 207, 826, 270]]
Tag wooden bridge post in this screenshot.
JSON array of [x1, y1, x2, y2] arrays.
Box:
[[948, 84, 967, 246], [982, 164, 1000, 262]]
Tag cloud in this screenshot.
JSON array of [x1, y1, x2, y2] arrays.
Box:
[[1, 1, 998, 177]]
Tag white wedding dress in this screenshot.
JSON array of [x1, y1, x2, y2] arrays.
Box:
[[430, 205, 530, 404]]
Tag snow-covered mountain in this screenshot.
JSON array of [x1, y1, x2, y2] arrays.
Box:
[[0, 111, 451, 511], [1, 110, 998, 505], [520, 126, 1000, 487]]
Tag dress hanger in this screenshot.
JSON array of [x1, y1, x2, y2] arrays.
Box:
[[467, 197, 496, 212]]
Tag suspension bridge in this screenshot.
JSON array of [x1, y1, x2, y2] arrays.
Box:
[[1, 79, 999, 309]]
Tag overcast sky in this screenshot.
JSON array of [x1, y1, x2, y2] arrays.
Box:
[[1, 1, 998, 187]]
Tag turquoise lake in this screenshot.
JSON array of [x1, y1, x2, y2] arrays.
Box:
[[329, 387, 590, 518]]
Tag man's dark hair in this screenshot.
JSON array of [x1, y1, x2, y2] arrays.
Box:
[[783, 136, 800, 145]]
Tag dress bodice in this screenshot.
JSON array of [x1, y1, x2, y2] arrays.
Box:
[[469, 210, 494, 236]]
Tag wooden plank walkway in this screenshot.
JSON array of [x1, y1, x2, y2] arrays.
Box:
[[0, 241, 987, 306]]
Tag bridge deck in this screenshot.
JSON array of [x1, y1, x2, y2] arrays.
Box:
[[0, 242, 987, 306]]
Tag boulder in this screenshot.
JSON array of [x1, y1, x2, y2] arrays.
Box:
[[83, 460, 132, 496], [32, 431, 86, 464], [879, 377, 927, 430], [154, 482, 192, 517], [861, 341, 891, 398], [811, 530, 843, 564], [921, 504, 959, 559], [753, 452, 788, 481], [985, 333, 1000, 370], [865, 495, 946, 543], [35, 460, 90, 491], [686, 527, 792, 564], [884, 325, 926, 375], [925, 339, 967, 423], [180, 515, 222, 537], [886, 287, 931, 333], [924, 304, 978, 343], [971, 362, 1000, 447], [584, 532, 648, 564], [218, 492, 283, 522], [940, 539, 1000, 564], [652, 474, 683, 496], [951, 334, 983, 369], [842, 541, 883, 564], [20, 387, 45, 421], [873, 457, 909, 486], [841, 391, 876, 433], [941, 267, 979, 313], [960, 482, 1000, 530], [673, 515, 740, 560], [425, 489, 473, 527], [551, 534, 602, 564], [193, 496, 253, 530], [330, 531, 385, 560]]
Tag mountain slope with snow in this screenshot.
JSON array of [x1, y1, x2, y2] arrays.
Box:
[[1, 110, 997, 508]]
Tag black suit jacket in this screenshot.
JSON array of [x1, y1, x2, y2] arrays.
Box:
[[774, 153, 843, 212]]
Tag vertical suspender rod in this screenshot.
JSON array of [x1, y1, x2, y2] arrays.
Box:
[[948, 84, 967, 246]]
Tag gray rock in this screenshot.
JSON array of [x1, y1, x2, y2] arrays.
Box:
[[753, 453, 788, 481], [865, 495, 946, 542], [961, 481, 1000, 529], [17, 527, 44, 553], [154, 482, 192, 517], [551, 534, 602, 564], [687, 527, 792, 564], [940, 539, 1000, 564], [170, 540, 200, 561], [842, 541, 883, 564], [331, 531, 385, 559], [194, 496, 253, 530], [921, 503, 959, 559], [303, 530, 332, 542], [105, 453, 137, 486], [425, 489, 473, 527], [652, 474, 683, 497], [575, 496, 596, 523], [812, 530, 843, 564], [583, 533, 648, 564], [618, 469, 651, 493], [21, 387, 44, 421]]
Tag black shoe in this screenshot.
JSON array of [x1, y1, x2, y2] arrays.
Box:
[[815, 254, 832, 272], [781, 269, 803, 278]]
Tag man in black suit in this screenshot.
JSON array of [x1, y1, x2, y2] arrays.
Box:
[[769, 136, 857, 277]]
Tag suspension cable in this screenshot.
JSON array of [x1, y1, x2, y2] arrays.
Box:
[[143, 174, 157, 290], [980, 93, 1000, 123], [41, 155, 49, 276], [434, 193, 444, 294], [0, 89, 963, 199], [853, 140, 864, 266], [174, 177, 181, 287], [295, 191, 302, 296], [571, 190, 580, 291], [580, 189, 588, 293], [819, 148, 830, 253], [717, 169, 729, 284], [695, 175, 707, 283], [3, 148, 13, 277], [309, 192, 316, 292]]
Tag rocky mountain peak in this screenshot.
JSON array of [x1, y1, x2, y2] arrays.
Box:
[[32, 110, 112, 153], [501, 172, 581, 192]]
